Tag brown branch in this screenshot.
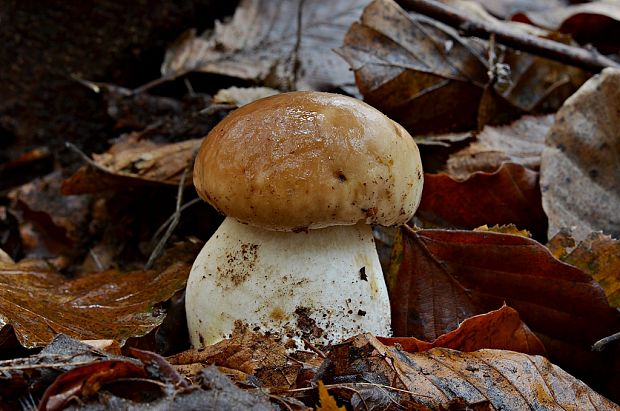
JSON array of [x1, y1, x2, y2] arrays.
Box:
[[396, 0, 620, 72]]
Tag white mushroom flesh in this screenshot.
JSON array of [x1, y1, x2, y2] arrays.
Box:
[[186, 217, 392, 348]]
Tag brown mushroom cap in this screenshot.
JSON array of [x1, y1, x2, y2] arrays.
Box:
[[194, 91, 423, 231]]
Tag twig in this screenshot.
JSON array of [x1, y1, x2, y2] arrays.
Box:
[[132, 76, 173, 95], [64, 142, 108, 172], [301, 337, 327, 359], [592, 330, 620, 352], [396, 0, 620, 72], [145, 153, 195, 269], [151, 197, 201, 242]]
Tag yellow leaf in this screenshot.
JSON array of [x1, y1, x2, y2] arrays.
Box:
[[316, 381, 345, 411], [475, 224, 531, 237]]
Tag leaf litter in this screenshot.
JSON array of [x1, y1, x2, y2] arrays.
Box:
[[1, 0, 620, 409]]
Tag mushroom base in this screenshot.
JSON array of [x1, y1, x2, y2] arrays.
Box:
[[186, 217, 392, 348]]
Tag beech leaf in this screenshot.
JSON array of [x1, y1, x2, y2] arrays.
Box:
[[337, 0, 588, 134], [562, 232, 620, 308], [62, 138, 200, 195], [0, 260, 190, 348], [317, 381, 346, 411], [389, 227, 619, 388], [513, 2, 620, 53], [162, 0, 365, 91], [323, 334, 617, 410], [447, 114, 553, 178], [417, 162, 547, 238], [540, 68, 620, 243], [378, 305, 546, 355]]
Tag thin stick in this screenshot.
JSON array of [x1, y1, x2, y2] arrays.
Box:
[[145, 154, 195, 269], [397, 0, 620, 72], [592, 330, 620, 352], [301, 337, 327, 359], [151, 197, 201, 243]]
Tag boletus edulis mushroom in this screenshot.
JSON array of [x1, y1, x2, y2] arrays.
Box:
[[187, 91, 423, 348]]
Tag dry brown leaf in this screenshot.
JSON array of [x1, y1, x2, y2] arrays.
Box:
[[469, 0, 567, 19], [474, 223, 531, 237], [162, 0, 365, 91], [62, 137, 200, 195], [337, 0, 588, 135], [378, 305, 545, 355], [9, 171, 92, 262], [213, 86, 280, 107], [323, 334, 617, 410], [417, 163, 547, 238], [540, 67, 620, 243], [388, 227, 619, 393], [0, 259, 190, 348], [447, 114, 553, 178], [167, 324, 317, 389], [546, 228, 577, 260], [562, 232, 620, 308], [513, 2, 620, 53], [317, 381, 346, 411]]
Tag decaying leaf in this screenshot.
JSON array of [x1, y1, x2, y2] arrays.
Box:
[[9, 171, 93, 262], [513, 2, 620, 53], [321, 334, 617, 410], [388, 227, 619, 389], [447, 114, 553, 178], [39, 359, 148, 411], [162, 0, 365, 91], [337, 0, 588, 135], [475, 223, 531, 237], [378, 305, 545, 355], [62, 137, 201, 195], [540, 68, 620, 243], [317, 381, 346, 411], [562, 232, 620, 308], [213, 86, 280, 107], [167, 324, 319, 389], [417, 163, 547, 238], [0, 335, 117, 404], [0, 259, 190, 348], [469, 0, 567, 20]]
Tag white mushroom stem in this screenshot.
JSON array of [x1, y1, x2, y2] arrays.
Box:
[[186, 217, 392, 348]]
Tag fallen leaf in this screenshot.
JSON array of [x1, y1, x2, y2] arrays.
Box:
[[62, 138, 200, 195], [389, 226, 619, 393], [513, 2, 620, 54], [317, 381, 346, 411], [0, 335, 116, 405], [38, 359, 147, 411], [417, 163, 547, 238], [9, 171, 92, 261], [378, 305, 545, 355], [0, 259, 190, 348], [127, 347, 189, 387], [447, 114, 553, 178], [474, 223, 531, 237], [546, 228, 577, 260], [562, 232, 620, 308], [162, 0, 365, 92], [213, 86, 280, 107], [469, 0, 567, 20], [337, 0, 588, 135], [321, 334, 617, 410], [167, 324, 316, 389], [540, 67, 620, 243]]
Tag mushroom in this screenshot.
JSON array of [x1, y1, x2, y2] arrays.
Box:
[[187, 91, 423, 348]]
